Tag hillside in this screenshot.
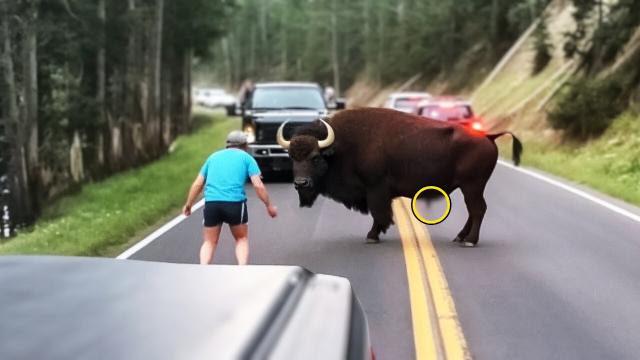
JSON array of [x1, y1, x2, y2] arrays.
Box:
[[470, 0, 640, 206], [344, 0, 640, 206]]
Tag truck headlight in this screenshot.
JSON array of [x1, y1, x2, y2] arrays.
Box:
[[244, 125, 256, 143]]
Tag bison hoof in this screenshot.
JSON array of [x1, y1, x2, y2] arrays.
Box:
[[458, 241, 476, 248], [365, 238, 380, 244]]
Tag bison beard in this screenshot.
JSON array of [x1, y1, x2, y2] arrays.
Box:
[[278, 108, 522, 247]]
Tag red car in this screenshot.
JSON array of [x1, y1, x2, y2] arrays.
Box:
[[415, 97, 484, 131]]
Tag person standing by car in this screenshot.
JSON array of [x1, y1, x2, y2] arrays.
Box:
[[237, 79, 255, 110], [183, 131, 277, 265]]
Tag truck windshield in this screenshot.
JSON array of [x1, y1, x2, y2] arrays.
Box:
[[251, 87, 325, 110]]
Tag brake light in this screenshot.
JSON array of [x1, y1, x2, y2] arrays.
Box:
[[471, 121, 483, 131]]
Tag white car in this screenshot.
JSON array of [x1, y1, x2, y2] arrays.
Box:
[[194, 88, 236, 108], [383, 92, 432, 113]]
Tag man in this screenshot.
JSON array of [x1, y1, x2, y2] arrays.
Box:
[[183, 131, 277, 265]]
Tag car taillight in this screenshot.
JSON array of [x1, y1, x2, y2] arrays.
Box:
[[471, 121, 483, 131]]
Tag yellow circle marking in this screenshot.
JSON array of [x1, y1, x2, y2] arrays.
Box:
[[411, 186, 451, 225]]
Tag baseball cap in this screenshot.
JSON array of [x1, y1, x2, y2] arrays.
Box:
[[226, 130, 248, 145]]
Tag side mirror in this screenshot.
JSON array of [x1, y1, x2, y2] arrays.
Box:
[[333, 98, 346, 110], [225, 103, 237, 117]]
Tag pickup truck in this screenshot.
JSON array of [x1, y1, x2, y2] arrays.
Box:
[[239, 82, 345, 174]]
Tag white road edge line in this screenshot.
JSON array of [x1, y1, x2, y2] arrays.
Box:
[[116, 199, 205, 259], [498, 160, 640, 223]]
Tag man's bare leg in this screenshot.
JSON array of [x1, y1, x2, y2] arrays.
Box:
[[230, 224, 249, 265], [200, 226, 222, 265]]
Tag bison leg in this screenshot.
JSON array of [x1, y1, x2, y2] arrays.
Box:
[[365, 189, 393, 244], [459, 183, 487, 247], [366, 221, 386, 244], [453, 218, 472, 243]]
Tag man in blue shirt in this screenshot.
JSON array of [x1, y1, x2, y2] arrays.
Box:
[[183, 131, 277, 265]]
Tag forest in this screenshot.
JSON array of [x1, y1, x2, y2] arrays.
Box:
[[205, 0, 553, 94], [0, 0, 233, 234], [206, 0, 639, 116]]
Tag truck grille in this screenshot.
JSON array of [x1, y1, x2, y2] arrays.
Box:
[[256, 122, 309, 144]]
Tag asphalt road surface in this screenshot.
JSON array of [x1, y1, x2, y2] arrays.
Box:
[[129, 163, 640, 360]]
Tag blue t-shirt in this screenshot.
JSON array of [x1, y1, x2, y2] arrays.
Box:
[[199, 149, 261, 202]]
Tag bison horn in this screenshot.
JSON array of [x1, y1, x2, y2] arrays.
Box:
[[317, 119, 335, 149], [276, 121, 291, 149]]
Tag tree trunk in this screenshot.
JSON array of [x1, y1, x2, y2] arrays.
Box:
[[120, 0, 138, 169], [280, 11, 287, 78], [363, 0, 372, 77], [259, 0, 269, 66], [489, 0, 503, 60], [24, 1, 38, 170], [249, 25, 256, 77], [222, 38, 232, 87], [184, 48, 192, 131], [148, 0, 164, 156], [376, 0, 385, 83], [23, 0, 40, 216], [330, 0, 340, 95], [96, 0, 106, 167], [1, 12, 33, 226]]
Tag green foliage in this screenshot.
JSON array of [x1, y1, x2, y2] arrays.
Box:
[[532, 14, 553, 75], [563, 0, 597, 59], [548, 77, 626, 138], [519, 112, 640, 206], [0, 111, 237, 256], [591, 0, 640, 69], [166, 0, 236, 57], [206, 0, 542, 90], [565, 0, 640, 72]]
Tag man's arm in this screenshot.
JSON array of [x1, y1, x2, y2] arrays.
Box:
[[183, 174, 205, 216], [250, 175, 277, 218]]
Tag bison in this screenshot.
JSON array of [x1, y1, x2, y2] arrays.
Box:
[[276, 108, 522, 247]]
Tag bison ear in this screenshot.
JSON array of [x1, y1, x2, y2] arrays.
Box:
[[321, 146, 335, 157]]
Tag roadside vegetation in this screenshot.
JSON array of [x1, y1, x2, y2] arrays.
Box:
[[0, 110, 237, 256], [472, 0, 640, 208], [501, 112, 640, 207]]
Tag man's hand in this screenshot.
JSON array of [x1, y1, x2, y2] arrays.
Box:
[[266, 204, 278, 218], [251, 175, 277, 219], [183, 204, 192, 217], [183, 174, 204, 217]]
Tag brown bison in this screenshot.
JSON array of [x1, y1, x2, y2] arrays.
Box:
[[276, 108, 522, 247]]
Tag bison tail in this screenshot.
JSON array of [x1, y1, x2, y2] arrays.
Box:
[[486, 132, 523, 166]]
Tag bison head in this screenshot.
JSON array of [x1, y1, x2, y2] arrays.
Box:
[[277, 119, 335, 207]]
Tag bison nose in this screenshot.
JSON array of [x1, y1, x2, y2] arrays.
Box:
[[294, 177, 311, 189]]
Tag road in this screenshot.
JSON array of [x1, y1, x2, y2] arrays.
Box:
[[127, 163, 640, 360]]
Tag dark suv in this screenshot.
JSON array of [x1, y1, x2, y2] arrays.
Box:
[[240, 82, 345, 173]]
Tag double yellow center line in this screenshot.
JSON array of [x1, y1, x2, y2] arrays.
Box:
[[392, 198, 471, 360]]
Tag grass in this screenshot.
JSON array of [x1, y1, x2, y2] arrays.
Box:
[[500, 112, 640, 206], [0, 109, 238, 256]]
